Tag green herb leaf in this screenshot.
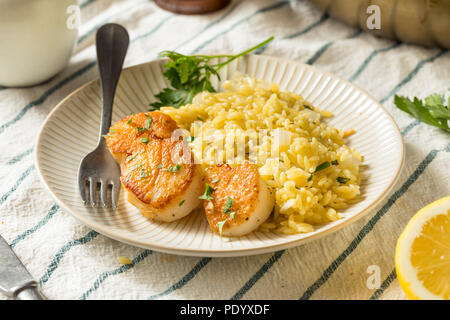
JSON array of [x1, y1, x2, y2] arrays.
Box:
[[223, 197, 233, 214], [337, 177, 350, 184], [217, 220, 227, 236], [129, 163, 143, 171], [229, 212, 236, 220], [145, 117, 152, 129], [331, 160, 339, 165], [394, 92, 450, 132], [199, 183, 214, 200], [127, 117, 133, 124], [149, 37, 274, 109], [140, 169, 148, 179], [127, 150, 144, 162], [141, 137, 149, 144], [136, 126, 144, 133], [178, 200, 185, 207], [315, 161, 331, 172], [307, 174, 313, 182], [211, 178, 220, 183], [165, 164, 181, 173]]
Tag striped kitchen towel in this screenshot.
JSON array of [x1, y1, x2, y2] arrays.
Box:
[[0, 0, 448, 300]]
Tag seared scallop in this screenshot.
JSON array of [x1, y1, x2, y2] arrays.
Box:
[[202, 162, 274, 236], [105, 111, 178, 164], [105, 112, 203, 222]]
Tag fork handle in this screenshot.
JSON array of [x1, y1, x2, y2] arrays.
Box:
[[96, 23, 129, 138]]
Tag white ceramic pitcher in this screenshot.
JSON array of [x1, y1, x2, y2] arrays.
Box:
[[0, 0, 79, 87]]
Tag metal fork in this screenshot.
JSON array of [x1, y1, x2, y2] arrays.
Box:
[[77, 24, 129, 209]]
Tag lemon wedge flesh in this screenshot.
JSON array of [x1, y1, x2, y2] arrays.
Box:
[[396, 196, 450, 300]]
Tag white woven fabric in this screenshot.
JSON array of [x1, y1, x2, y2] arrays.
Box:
[[0, 0, 449, 300]]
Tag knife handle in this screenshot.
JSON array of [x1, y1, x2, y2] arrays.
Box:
[[13, 282, 46, 300]]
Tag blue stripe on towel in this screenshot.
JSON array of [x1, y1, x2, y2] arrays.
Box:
[[369, 268, 397, 300], [39, 230, 99, 286], [306, 30, 362, 65], [349, 42, 401, 81], [0, 165, 35, 206], [5, 147, 34, 165], [148, 258, 212, 300], [79, 249, 152, 300], [10, 204, 60, 248]]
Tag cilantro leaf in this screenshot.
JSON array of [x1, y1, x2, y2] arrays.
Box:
[[394, 91, 450, 132]]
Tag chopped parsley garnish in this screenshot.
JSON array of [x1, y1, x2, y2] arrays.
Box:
[[136, 126, 144, 133], [141, 137, 149, 144], [165, 164, 181, 173], [331, 160, 339, 165], [199, 183, 214, 200], [211, 178, 220, 183], [145, 117, 152, 129], [188, 136, 195, 142], [315, 161, 331, 172], [337, 177, 350, 184], [223, 197, 233, 214], [307, 174, 313, 182], [197, 116, 203, 121], [178, 200, 185, 207], [127, 150, 144, 162], [157, 164, 182, 172], [129, 163, 143, 171], [140, 169, 148, 179], [229, 212, 236, 220], [127, 117, 133, 124], [149, 37, 274, 109], [217, 220, 227, 236]]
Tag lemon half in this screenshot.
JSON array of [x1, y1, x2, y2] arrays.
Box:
[[396, 196, 450, 300]]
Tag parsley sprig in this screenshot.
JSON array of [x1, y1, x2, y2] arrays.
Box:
[[199, 183, 214, 200], [150, 37, 274, 109], [394, 90, 450, 132]]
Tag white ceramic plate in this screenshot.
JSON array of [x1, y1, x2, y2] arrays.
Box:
[[35, 55, 404, 257]]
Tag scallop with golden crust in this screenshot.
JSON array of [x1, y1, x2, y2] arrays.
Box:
[[105, 111, 203, 222], [203, 162, 274, 236]]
